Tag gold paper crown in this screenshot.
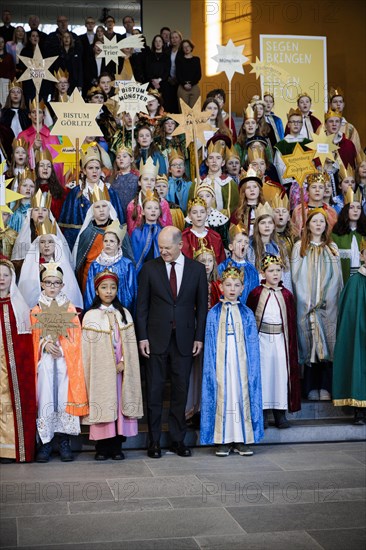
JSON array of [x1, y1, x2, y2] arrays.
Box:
[[261, 253, 283, 271], [31, 189, 51, 209], [239, 166, 263, 186], [287, 108, 302, 120], [344, 186, 363, 205], [187, 196, 207, 211], [360, 237, 366, 253], [225, 146, 240, 161], [297, 92, 312, 101], [156, 174, 169, 185], [140, 156, 159, 178], [356, 150, 366, 166], [255, 201, 274, 218], [81, 147, 101, 168], [40, 262, 63, 281], [229, 223, 247, 242], [142, 189, 160, 205], [221, 262, 244, 283], [307, 207, 328, 221], [271, 194, 289, 210], [116, 145, 133, 157], [329, 87, 344, 101], [192, 238, 215, 260], [29, 98, 46, 111], [36, 219, 57, 236], [339, 163, 355, 181], [307, 171, 330, 185], [54, 68, 69, 80], [250, 94, 265, 107], [147, 89, 161, 100], [9, 79, 22, 90], [244, 103, 257, 121], [89, 183, 110, 204], [35, 148, 53, 164], [168, 148, 184, 164], [207, 139, 226, 157], [18, 168, 35, 184], [248, 145, 265, 162], [325, 108, 342, 121], [87, 86, 105, 98], [12, 137, 28, 151], [196, 184, 215, 199], [104, 219, 125, 243]]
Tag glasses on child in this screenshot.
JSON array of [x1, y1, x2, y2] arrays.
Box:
[[171, 163, 184, 168], [43, 281, 62, 287]]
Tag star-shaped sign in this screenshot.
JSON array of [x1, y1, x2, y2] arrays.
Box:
[[17, 44, 58, 94], [97, 34, 145, 67], [50, 139, 96, 176], [169, 98, 215, 146], [211, 39, 249, 81], [250, 56, 290, 83], [0, 162, 25, 230], [282, 143, 316, 186], [111, 77, 150, 118], [305, 128, 339, 167], [32, 298, 78, 341], [50, 88, 103, 147]]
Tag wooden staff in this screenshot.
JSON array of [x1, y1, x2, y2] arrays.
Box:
[[35, 91, 40, 137], [192, 118, 201, 188], [228, 79, 232, 136], [75, 138, 80, 188]]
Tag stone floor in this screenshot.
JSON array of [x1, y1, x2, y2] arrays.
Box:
[[0, 441, 365, 549]]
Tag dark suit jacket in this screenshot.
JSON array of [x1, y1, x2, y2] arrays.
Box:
[[136, 255, 208, 356]]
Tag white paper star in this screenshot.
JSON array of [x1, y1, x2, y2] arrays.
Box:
[[211, 39, 249, 81], [111, 78, 150, 118], [17, 44, 58, 94]]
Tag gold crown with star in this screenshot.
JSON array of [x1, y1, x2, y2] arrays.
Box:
[[325, 108, 342, 121], [40, 262, 63, 281], [88, 183, 110, 204], [270, 193, 290, 210], [255, 201, 274, 218], [36, 219, 57, 236], [31, 189, 52, 209], [187, 196, 207, 211], [344, 186, 363, 205], [261, 253, 283, 271], [221, 263, 244, 283], [192, 238, 215, 260]]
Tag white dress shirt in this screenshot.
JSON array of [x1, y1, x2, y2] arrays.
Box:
[[165, 252, 185, 295]]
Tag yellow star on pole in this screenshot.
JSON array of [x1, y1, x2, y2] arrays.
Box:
[[305, 128, 339, 167], [169, 98, 215, 146], [250, 56, 290, 83], [0, 162, 25, 230], [50, 88, 103, 147], [17, 44, 58, 94], [32, 297, 78, 341], [211, 39, 248, 81], [282, 143, 316, 186], [111, 77, 150, 118], [50, 139, 96, 176]]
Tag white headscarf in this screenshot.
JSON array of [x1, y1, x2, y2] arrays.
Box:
[[11, 209, 74, 267], [0, 261, 31, 334], [18, 234, 83, 310], [72, 201, 118, 266]]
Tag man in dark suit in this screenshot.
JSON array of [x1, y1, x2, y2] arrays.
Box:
[[0, 10, 15, 43], [136, 226, 208, 458]]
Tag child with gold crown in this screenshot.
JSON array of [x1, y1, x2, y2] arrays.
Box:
[[31, 262, 89, 463], [200, 264, 263, 457]]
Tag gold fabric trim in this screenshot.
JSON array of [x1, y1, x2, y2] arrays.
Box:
[[333, 399, 366, 407]]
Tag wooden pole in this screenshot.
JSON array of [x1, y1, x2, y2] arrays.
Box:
[[75, 138, 80, 188], [300, 184, 306, 231], [192, 119, 201, 190], [36, 91, 40, 137], [228, 79, 232, 136]]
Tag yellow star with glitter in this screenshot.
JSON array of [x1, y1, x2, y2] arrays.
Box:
[[50, 139, 96, 176], [170, 98, 215, 146], [0, 162, 25, 230], [50, 88, 103, 147], [211, 39, 249, 81], [111, 77, 150, 118], [17, 44, 58, 94], [305, 128, 339, 167], [282, 143, 316, 186], [32, 297, 78, 341], [250, 57, 290, 83]]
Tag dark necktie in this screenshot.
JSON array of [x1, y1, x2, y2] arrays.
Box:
[[170, 261, 177, 300]]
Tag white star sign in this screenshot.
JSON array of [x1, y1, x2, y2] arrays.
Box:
[[211, 39, 249, 81]]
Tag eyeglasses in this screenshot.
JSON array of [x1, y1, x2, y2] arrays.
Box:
[[171, 163, 184, 168], [43, 281, 62, 287]]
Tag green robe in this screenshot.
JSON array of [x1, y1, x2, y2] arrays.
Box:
[[332, 265, 366, 407], [331, 231, 363, 283]]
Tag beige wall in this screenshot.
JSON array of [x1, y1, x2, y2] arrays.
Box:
[[142, 0, 191, 45]]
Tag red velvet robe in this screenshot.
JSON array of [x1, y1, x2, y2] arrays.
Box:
[[0, 297, 37, 462], [182, 228, 226, 265], [247, 284, 301, 412]]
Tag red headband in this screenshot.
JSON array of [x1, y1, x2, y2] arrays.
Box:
[[94, 269, 119, 289]]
